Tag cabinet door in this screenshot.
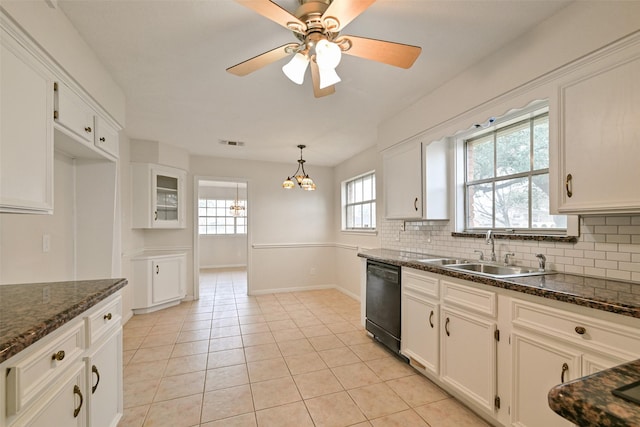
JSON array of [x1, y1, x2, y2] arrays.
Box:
[[87, 329, 122, 427], [14, 362, 86, 427], [94, 116, 119, 158], [54, 82, 95, 144], [440, 307, 496, 413], [511, 331, 580, 427], [402, 289, 439, 376], [0, 31, 54, 214], [153, 170, 181, 226], [555, 47, 640, 214], [383, 142, 422, 219], [152, 257, 183, 304]]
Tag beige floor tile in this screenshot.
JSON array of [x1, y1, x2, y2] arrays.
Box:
[[144, 393, 202, 427], [164, 353, 208, 376], [326, 322, 358, 334], [349, 342, 392, 362], [299, 324, 333, 338], [242, 332, 276, 347], [370, 409, 429, 427], [386, 374, 448, 407], [244, 343, 282, 362], [123, 326, 152, 338], [240, 322, 271, 335], [123, 377, 160, 408], [277, 337, 315, 356], [336, 330, 373, 345], [149, 322, 183, 334], [172, 340, 210, 357], [293, 368, 343, 399], [201, 412, 257, 427], [250, 376, 302, 410], [284, 352, 328, 375], [319, 347, 362, 368], [154, 370, 206, 402], [123, 336, 145, 351], [271, 328, 305, 342], [365, 357, 415, 381], [123, 349, 136, 365], [205, 364, 249, 391], [123, 359, 168, 383], [305, 391, 367, 427], [247, 357, 290, 383], [239, 315, 266, 325], [208, 348, 246, 369], [332, 362, 382, 390], [414, 398, 490, 427], [212, 317, 239, 327], [181, 319, 212, 331], [255, 401, 314, 427], [348, 382, 409, 419], [117, 404, 148, 427], [309, 335, 346, 352], [129, 345, 173, 364], [177, 329, 211, 343], [201, 384, 255, 423], [211, 325, 241, 338], [267, 319, 299, 331], [319, 313, 346, 324], [139, 332, 179, 349], [209, 335, 244, 352]]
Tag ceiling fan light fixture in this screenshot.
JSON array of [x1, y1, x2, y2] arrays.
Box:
[[282, 52, 309, 85], [318, 66, 341, 89], [315, 39, 341, 69]]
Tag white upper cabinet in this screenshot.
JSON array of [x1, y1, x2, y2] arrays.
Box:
[[553, 35, 640, 214], [54, 82, 95, 144], [0, 25, 54, 214], [94, 116, 119, 158], [384, 138, 449, 220], [131, 163, 187, 229]]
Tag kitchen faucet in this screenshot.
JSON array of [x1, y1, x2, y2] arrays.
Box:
[[486, 230, 496, 262], [535, 253, 546, 271]]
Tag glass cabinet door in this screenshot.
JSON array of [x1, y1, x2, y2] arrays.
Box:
[[155, 174, 178, 221]]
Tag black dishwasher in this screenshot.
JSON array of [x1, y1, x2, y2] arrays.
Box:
[[365, 260, 407, 361]]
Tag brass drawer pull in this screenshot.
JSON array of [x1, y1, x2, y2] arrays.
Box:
[[91, 365, 101, 394], [414, 197, 418, 211], [561, 362, 569, 383], [445, 317, 450, 336], [52, 350, 65, 361], [575, 326, 586, 335], [565, 174, 573, 198], [429, 310, 434, 328], [73, 385, 83, 418], [104, 312, 112, 321]]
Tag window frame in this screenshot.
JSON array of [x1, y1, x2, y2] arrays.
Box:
[[463, 108, 567, 234], [341, 171, 377, 232], [198, 198, 247, 235]]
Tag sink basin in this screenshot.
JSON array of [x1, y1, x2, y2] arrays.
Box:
[[417, 258, 472, 266], [445, 263, 554, 278]]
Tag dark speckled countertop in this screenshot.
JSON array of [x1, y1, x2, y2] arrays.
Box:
[[0, 278, 128, 363], [358, 248, 640, 318], [549, 359, 640, 426]]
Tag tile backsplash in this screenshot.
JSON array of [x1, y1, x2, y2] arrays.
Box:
[[380, 216, 640, 283]]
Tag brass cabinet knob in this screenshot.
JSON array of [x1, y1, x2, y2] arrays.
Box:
[[52, 350, 65, 361], [84, 126, 92, 133], [99, 137, 106, 142], [104, 313, 112, 321], [575, 326, 586, 335]]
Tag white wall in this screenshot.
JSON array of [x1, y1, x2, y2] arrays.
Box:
[[190, 154, 336, 294]]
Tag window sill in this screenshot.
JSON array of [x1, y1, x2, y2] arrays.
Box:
[[451, 231, 577, 243], [341, 229, 378, 236]]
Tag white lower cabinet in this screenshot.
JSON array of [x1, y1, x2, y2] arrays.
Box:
[[401, 269, 440, 376], [2, 293, 123, 427], [132, 252, 187, 314]]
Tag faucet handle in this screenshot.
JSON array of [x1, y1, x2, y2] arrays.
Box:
[[504, 252, 515, 265], [535, 253, 546, 271], [473, 250, 484, 261]]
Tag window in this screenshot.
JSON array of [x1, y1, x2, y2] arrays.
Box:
[[198, 199, 247, 235], [465, 110, 566, 232], [343, 171, 376, 230]]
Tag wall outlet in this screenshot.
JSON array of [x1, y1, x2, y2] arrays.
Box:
[[42, 234, 51, 253]]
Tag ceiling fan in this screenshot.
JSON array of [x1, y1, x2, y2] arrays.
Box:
[[226, 0, 422, 97]]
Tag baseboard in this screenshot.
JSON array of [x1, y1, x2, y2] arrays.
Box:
[[200, 264, 247, 269], [249, 284, 336, 296], [334, 286, 360, 302]]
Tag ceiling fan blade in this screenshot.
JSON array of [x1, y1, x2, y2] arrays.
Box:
[[227, 43, 297, 76], [310, 58, 335, 98], [322, 0, 376, 32], [235, 0, 307, 33], [340, 35, 421, 69]]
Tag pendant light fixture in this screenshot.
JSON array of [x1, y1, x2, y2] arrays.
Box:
[[229, 183, 246, 216], [282, 144, 316, 191]]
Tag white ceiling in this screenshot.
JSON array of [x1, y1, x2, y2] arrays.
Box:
[[58, 0, 571, 167]]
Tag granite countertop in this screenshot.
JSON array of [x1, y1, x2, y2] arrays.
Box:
[[548, 359, 640, 426], [358, 248, 640, 319], [0, 278, 128, 363]]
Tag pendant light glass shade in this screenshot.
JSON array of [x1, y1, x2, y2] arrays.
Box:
[[282, 53, 309, 85], [318, 67, 341, 89], [282, 178, 295, 189], [315, 40, 341, 69]]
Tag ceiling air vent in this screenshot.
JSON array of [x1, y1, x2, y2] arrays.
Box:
[[219, 140, 245, 147]]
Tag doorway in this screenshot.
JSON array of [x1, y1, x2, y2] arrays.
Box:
[[193, 178, 249, 300]]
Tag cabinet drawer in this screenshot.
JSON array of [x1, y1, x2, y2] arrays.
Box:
[[512, 299, 640, 358], [86, 295, 122, 347], [6, 321, 85, 416], [94, 116, 119, 158], [441, 280, 496, 317], [402, 269, 439, 299]]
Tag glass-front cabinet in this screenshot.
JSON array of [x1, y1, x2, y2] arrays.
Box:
[[131, 163, 186, 228]]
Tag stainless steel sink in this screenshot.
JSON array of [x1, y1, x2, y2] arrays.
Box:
[[417, 258, 471, 266], [445, 263, 554, 278]]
